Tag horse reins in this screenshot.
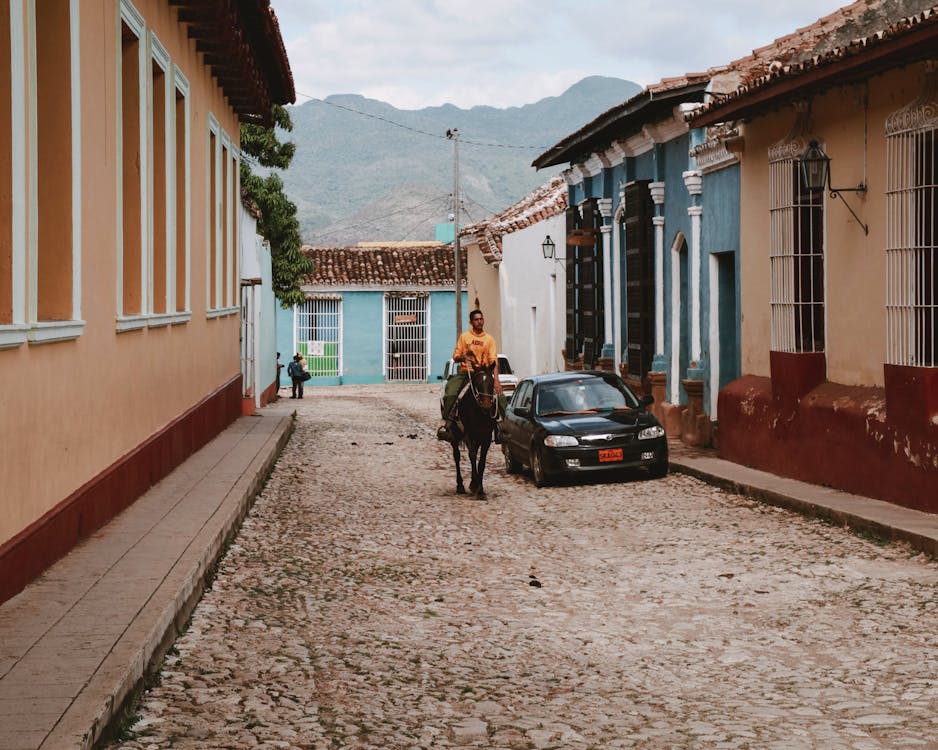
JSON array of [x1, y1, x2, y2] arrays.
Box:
[[468, 366, 498, 418]]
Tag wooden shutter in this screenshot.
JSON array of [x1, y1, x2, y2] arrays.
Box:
[[623, 181, 654, 379]]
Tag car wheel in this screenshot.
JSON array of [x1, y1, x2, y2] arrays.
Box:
[[648, 458, 668, 479], [502, 442, 521, 474], [531, 446, 550, 488]]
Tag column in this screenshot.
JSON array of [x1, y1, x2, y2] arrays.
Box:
[[670, 240, 680, 404], [612, 189, 624, 369], [683, 170, 703, 364], [598, 198, 613, 364], [649, 182, 666, 371]]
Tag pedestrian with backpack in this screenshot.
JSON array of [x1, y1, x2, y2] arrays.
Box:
[[287, 354, 306, 399]]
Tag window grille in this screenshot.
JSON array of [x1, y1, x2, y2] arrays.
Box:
[[769, 138, 825, 352], [385, 294, 428, 382], [885, 72, 938, 367], [296, 296, 341, 377]]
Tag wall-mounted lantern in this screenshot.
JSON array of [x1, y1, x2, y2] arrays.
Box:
[[541, 235, 556, 260], [799, 140, 869, 235]]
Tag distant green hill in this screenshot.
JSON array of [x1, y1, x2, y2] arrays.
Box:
[[281, 76, 641, 245]]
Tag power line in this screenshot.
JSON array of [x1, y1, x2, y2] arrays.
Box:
[[296, 91, 552, 151], [401, 205, 448, 241], [310, 194, 453, 243], [318, 194, 448, 230]]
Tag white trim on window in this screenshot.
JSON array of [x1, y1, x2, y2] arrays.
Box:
[[1, 2, 28, 349], [206, 112, 219, 313], [221, 131, 233, 309], [207, 306, 239, 319], [69, 0, 81, 327], [229, 145, 240, 308], [205, 117, 237, 316], [173, 66, 190, 318], [116, 0, 147, 331], [148, 31, 171, 322], [27, 320, 86, 344], [26, 0, 84, 345]]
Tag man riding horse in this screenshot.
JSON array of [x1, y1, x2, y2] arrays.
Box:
[[437, 309, 507, 442]]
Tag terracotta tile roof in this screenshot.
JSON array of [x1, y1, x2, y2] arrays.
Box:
[[459, 177, 568, 265], [302, 244, 467, 287], [691, 0, 938, 125], [646, 72, 715, 94]]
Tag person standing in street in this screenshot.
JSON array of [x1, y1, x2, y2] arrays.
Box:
[[287, 354, 305, 399], [437, 309, 506, 441]]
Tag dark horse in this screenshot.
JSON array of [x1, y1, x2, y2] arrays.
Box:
[[449, 363, 498, 497]]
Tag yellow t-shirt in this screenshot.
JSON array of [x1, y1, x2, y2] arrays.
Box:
[[453, 330, 497, 371]]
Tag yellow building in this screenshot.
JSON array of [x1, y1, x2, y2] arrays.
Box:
[[691, 1, 938, 512], [0, 0, 293, 602]]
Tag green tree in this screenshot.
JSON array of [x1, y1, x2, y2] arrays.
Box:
[[240, 104, 313, 307]]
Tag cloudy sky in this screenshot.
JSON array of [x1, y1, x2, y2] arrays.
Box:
[[271, 0, 851, 111]]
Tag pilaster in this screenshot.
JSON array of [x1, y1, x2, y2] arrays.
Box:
[[650, 182, 666, 372]]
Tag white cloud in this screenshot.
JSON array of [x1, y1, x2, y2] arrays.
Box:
[[273, 0, 850, 109]]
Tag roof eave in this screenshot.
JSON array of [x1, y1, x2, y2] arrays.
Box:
[[532, 81, 709, 169], [690, 20, 938, 128]]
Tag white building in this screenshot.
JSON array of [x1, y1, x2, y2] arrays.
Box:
[[461, 177, 568, 378]]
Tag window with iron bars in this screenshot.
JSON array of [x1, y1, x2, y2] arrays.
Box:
[[385, 294, 428, 382], [295, 296, 341, 377], [886, 78, 938, 367], [769, 140, 825, 353]]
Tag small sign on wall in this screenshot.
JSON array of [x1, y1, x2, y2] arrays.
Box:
[[308, 341, 325, 356], [394, 314, 418, 324]]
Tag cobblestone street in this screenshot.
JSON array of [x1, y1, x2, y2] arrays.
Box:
[[110, 384, 938, 750]]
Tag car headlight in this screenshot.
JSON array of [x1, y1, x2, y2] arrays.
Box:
[[638, 425, 665, 440], [543, 434, 579, 447]]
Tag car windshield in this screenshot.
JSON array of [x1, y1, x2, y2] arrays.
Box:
[[536, 378, 639, 415]]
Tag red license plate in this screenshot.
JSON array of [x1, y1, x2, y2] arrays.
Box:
[[598, 448, 623, 463]]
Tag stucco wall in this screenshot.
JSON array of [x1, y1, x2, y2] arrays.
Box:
[[737, 66, 921, 386], [0, 0, 244, 547], [467, 248, 500, 341], [499, 214, 567, 378], [720, 61, 938, 513]]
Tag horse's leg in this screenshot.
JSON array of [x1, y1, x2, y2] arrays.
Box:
[[452, 441, 465, 494], [467, 441, 481, 494], [476, 437, 491, 497]]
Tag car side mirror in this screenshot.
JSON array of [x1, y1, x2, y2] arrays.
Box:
[[639, 395, 654, 408], [513, 406, 531, 418]]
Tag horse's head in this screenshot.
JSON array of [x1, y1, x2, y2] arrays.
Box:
[[470, 362, 497, 411]]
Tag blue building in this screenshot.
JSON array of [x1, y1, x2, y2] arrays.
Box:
[[277, 243, 467, 386], [532, 73, 742, 445]]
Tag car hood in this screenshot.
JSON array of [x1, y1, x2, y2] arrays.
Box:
[[538, 410, 659, 434]]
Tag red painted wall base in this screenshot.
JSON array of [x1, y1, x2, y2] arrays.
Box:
[[0, 376, 243, 604], [259, 378, 279, 407], [718, 367, 938, 515]]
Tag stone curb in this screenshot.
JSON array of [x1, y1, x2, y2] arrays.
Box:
[[669, 458, 938, 560], [47, 409, 295, 750]]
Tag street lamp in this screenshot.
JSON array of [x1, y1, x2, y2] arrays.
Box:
[[798, 140, 869, 235], [541, 235, 556, 260], [799, 140, 829, 192]]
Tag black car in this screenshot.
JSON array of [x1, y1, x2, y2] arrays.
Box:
[[501, 371, 668, 486]]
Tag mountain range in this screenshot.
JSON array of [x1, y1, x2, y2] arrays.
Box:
[[280, 76, 641, 246]]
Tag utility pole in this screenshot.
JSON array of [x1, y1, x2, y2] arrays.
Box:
[[447, 128, 462, 335]]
